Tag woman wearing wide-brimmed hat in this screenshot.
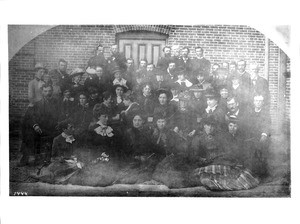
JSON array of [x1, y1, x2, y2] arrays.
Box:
[[153, 88, 177, 122], [69, 68, 86, 99]]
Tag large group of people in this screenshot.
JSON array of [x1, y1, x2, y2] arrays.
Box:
[[18, 43, 271, 190]]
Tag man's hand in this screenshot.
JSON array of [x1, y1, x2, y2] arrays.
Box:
[[34, 125, 42, 134]]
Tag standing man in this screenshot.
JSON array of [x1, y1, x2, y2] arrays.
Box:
[[245, 94, 271, 178], [157, 46, 172, 71], [192, 47, 211, 79], [49, 59, 71, 93], [28, 63, 47, 107], [20, 84, 60, 166], [236, 60, 251, 90], [249, 63, 270, 111], [87, 43, 108, 69], [176, 46, 193, 79], [107, 43, 127, 75]]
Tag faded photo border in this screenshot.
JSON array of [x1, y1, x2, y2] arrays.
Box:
[[1, 0, 300, 224]]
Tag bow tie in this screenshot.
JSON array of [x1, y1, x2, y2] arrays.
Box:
[[94, 124, 114, 137]]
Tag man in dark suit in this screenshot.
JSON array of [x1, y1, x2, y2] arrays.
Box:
[[225, 96, 248, 132], [244, 94, 271, 178], [237, 60, 251, 91], [156, 46, 172, 71], [176, 46, 193, 79], [19, 84, 60, 166], [249, 63, 270, 111], [192, 47, 211, 79], [107, 43, 127, 75], [49, 59, 71, 93]]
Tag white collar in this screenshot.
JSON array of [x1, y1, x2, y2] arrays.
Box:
[[206, 104, 217, 113], [61, 132, 75, 144]]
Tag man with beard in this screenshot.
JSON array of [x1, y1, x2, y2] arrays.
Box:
[[164, 61, 177, 81], [176, 46, 193, 79], [49, 59, 71, 93], [192, 47, 211, 79], [225, 96, 248, 132], [157, 46, 172, 71], [19, 84, 60, 166], [107, 43, 127, 76]]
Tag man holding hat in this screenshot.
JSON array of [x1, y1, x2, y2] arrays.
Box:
[[28, 62, 47, 107]]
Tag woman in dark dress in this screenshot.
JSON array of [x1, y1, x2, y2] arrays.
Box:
[[153, 88, 177, 123]]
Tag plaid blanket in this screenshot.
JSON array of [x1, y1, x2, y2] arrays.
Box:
[[194, 165, 259, 191]]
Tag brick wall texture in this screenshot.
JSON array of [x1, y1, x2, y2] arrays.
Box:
[[9, 25, 290, 135]]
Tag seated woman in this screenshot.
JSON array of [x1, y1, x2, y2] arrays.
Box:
[[153, 88, 177, 123], [112, 84, 127, 115], [136, 83, 156, 122], [98, 91, 120, 126], [150, 114, 176, 157], [124, 114, 164, 158], [52, 121, 77, 159], [190, 116, 222, 166], [193, 117, 259, 191], [120, 93, 141, 127], [88, 104, 116, 153], [70, 92, 93, 145]]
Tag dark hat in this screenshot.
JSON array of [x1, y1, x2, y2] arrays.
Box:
[[63, 89, 71, 94], [34, 63, 48, 72], [202, 116, 217, 126], [227, 115, 239, 124], [190, 85, 205, 92], [153, 112, 168, 123], [218, 84, 229, 93], [205, 88, 219, 99], [93, 103, 109, 118], [70, 68, 85, 77], [193, 69, 205, 76], [156, 88, 172, 100], [111, 66, 122, 75], [154, 68, 164, 76], [175, 66, 186, 76], [88, 86, 99, 94], [113, 83, 128, 93]]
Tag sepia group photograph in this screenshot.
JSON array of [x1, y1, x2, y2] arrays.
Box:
[[7, 24, 291, 197]]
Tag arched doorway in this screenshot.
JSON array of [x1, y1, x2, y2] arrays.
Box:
[[116, 31, 168, 69]]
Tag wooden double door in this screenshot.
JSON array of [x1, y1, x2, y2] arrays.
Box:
[[118, 31, 167, 69]]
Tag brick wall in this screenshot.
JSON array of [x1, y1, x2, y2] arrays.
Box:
[[9, 24, 290, 136]]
